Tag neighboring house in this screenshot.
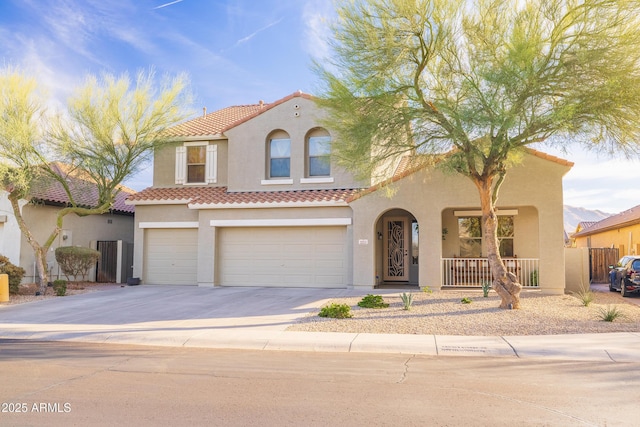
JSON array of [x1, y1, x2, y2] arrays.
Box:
[[573, 205, 640, 256], [567, 221, 597, 247], [127, 91, 573, 294], [0, 164, 135, 284]]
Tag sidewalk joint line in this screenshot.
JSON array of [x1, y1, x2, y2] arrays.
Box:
[[604, 349, 616, 362], [501, 336, 519, 358], [348, 333, 358, 352]]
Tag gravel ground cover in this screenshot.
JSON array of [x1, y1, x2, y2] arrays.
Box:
[[1, 282, 120, 306], [287, 289, 640, 336], [5, 283, 640, 336]]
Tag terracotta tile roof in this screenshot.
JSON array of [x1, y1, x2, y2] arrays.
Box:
[[127, 186, 359, 207], [573, 205, 640, 237], [525, 148, 574, 167], [30, 165, 135, 214], [165, 91, 313, 138]]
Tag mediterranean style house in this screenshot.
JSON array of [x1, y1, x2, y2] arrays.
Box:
[[0, 164, 135, 284], [127, 91, 573, 294]]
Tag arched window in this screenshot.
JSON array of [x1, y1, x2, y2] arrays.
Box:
[[268, 132, 291, 178], [307, 130, 331, 177]]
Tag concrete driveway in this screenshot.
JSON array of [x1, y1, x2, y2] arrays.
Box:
[[2, 285, 640, 361]]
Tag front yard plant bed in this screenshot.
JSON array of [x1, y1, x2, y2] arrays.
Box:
[[291, 290, 640, 336]]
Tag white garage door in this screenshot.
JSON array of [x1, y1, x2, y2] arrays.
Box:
[[218, 226, 347, 287], [144, 229, 198, 285]]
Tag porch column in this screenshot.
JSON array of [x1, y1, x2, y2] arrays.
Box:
[[421, 217, 443, 291]]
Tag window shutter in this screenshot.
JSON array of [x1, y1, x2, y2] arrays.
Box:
[[206, 145, 217, 184], [175, 146, 186, 184]]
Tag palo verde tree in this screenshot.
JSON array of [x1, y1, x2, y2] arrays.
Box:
[[0, 68, 191, 294], [316, 0, 640, 308]]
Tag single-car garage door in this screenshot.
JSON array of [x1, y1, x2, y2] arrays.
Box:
[[218, 226, 347, 287], [144, 228, 198, 285]]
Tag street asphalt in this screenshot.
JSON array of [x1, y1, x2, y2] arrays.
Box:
[[1, 285, 639, 361]]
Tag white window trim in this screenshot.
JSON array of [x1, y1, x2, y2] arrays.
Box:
[[175, 146, 186, 185], [210, 218, 351, 227], [454, 209, 519, 216], [139, 221, 199, 229], [206, 145, 217, 184], [175, 142, 217, 185], [261, 179, 294, 186], [300, 177, 334, 184]]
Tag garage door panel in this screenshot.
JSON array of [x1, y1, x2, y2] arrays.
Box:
[[219, 226, 346, 287], [145, 229, 197, 285]]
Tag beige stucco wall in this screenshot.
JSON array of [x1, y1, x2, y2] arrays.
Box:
[[153, 139, 229, 188], [19, 204, 133, 282], [349, 152, 570, 294], [574, 224, 640, 257], [225, 97, 363, 192], [564, 247, 590, 294]]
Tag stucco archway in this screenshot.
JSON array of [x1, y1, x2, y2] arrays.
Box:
[[374, 208, 419, 287]]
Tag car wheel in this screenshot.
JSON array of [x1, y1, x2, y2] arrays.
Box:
[[621, 279, 628, 297]]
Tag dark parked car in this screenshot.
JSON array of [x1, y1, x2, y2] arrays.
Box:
[[609, 256, 640, 297], [609, 256, 637, 290]]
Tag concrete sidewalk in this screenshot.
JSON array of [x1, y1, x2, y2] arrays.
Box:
[[1, 285, 639, 361]]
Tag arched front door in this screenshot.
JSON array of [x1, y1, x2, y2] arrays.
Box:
[[377, 209, 419, 285], [383, 216, 410, 281]]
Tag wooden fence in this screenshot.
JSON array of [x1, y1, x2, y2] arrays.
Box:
[[589, 248, 619, 283]]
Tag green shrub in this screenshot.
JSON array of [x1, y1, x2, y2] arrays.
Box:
[[422, 286, 433, 294], [0, 255, 26, 295], [55, 246, 100, 281], [598, 305, 624, 322], [481, 281, 492, 297], [53, 279, 67, 296], [573, 286, 594, 307], [358, 294, 389, 308], [530, 270, 539, 286], [319, 303, 352, 319], [400, 292, 413, 310], [461, 297, 472, 304]]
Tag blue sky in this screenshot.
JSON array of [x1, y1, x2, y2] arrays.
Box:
[[1, 0, 638, 214]]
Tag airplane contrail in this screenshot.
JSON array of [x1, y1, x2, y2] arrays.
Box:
[[153, 0, 184, 10]]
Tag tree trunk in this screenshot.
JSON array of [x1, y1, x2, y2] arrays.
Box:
[[473, 176, 522, 309], [8, 191, 52, 295]]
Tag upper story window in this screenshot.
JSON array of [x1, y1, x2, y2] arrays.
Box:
[[175, 142, 217, 185], [308, 135, 331, 177], [187, 145, 206, 183], [269, 138, 291, 178]]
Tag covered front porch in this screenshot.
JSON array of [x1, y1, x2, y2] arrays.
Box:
[[371, 206, 541, 290], [348, 150, 568, 295]]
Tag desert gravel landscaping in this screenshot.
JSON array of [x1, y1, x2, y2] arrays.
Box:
[[288, 289, 640, 336], [4, 283, 640, 336]]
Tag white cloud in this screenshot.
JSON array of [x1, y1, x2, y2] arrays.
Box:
[[302, 0, 334, 61]]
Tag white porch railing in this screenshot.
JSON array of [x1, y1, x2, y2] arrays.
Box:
[[442, 257, 540, 288]]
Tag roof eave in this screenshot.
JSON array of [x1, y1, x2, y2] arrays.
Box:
[[188, 200, 350, 210]]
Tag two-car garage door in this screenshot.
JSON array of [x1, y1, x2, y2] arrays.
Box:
[[218, 226, 347, 288], [143, 226, 347, 287]]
